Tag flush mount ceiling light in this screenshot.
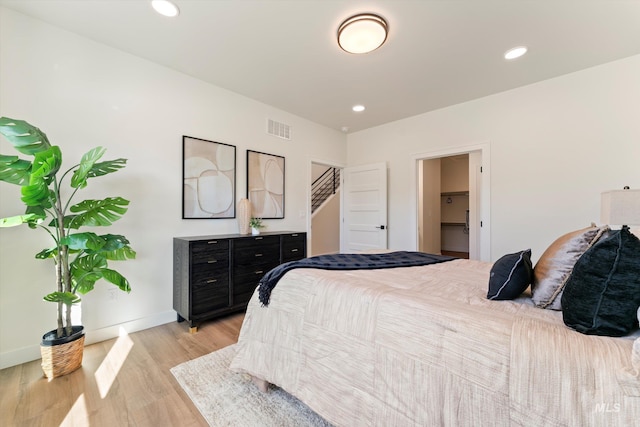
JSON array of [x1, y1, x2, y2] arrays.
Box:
[[338, 13, 388, 54], [352, 105, 366, 112], [504, 46, 528, 60], [151, 0, 180, 17]]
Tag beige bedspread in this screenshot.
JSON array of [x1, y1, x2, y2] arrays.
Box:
[[230, 259, 640, 426]]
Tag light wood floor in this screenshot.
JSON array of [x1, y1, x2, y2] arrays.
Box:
[[0, 313, 245, 427], [441, 250, 469, 259]]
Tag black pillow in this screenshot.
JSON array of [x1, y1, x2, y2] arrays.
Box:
[[487, 249, 533, 300], [561, 226, 640, 336]]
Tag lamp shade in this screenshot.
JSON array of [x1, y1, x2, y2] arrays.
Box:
[[601, 189, 640, 226]]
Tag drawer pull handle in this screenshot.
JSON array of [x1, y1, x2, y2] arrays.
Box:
[[206, 279, 217, 283], [291, 234, 298, 237], [254, 236, 263, 240], [291, 249, 298, 252], [255, 253, 263, 257], [207, 260, 217, 264], [255, 270, 264, 274], [207, 240, 218, 244]]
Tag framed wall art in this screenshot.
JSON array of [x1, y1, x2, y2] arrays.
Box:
[[182, 136, 236, 219], [246, 150, 285, 219]]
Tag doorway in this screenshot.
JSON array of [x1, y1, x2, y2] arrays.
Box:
[[412, 144, 490, 261], [309, 161, 342, 256], [419, 155, 470, 258]]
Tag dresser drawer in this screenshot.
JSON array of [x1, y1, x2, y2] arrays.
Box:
[[282, 233, 306, 262], [234, 235, 280, 249], [233, 237, 280, 265], [191, 240, 230, 264], [192, 266, 229, 287], [233, 263, 274, 284], [192, 289, 229, 315], [232, 270, 266, 306]]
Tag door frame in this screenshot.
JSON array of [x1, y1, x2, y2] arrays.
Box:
[[409, 142, 491, 261]]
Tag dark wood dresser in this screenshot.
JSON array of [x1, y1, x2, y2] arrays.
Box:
[[173, 231, 306, 332]]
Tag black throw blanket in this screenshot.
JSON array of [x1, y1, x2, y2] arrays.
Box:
[[258, 251, 455, 306]]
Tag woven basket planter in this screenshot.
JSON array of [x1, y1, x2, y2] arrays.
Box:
[[40, 326, 85, 380]]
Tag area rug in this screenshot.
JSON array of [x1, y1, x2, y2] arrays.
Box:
[[170, 344, 333, 427]]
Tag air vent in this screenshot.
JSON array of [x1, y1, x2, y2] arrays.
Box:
[[267, 119, 291, 140]]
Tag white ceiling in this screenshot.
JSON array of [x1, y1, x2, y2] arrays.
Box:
[[2, 0, 640, 133]]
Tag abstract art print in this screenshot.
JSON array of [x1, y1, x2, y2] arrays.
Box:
[[183, 136, 236, 219], [247, 150, 285, 219]]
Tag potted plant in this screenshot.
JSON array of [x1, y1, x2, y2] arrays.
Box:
[[0, 117, 135, 379], [249, 217, 264, 235]]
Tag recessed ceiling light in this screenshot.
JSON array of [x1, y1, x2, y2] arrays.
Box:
[[151, 0, 180, 17], [338, 14, 388, 54], [504, 46, 527, 60], [352, 105, 366, 112]]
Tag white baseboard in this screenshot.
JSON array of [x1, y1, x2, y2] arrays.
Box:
[[0, 310, 176, 370], [0, 344, 42, 370]]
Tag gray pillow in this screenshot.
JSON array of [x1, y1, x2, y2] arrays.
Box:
[[561, 226, 640, 336], [531, 224, 609, 310]]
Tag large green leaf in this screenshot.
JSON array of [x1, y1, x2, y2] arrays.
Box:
[[67, 197, 129, 228], [0, 213, 39, 227], [25, 205, 47, 228], [71, 147, 105, 189], [100, 269, 131, 293], [87, 158, 127, 178], [70, 253, 107, 294], [0, 117, 51, 155], [104, 245, 136, 261], [31, 146, 62, 182], [61, 232, 106, 252], [43, 291, 81, 305], [0, 154, 32, 185], [48, 214, 78, 229], [97, 234, 129, 252], [35, 247, 57, 260], [20, 178, 54, 207]]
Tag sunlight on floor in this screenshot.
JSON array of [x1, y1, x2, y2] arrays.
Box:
[[60, 393, 89, 426], [94, 327, 134, 398]]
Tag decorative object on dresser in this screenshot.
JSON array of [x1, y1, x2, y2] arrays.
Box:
[[237, 198, 251, 234], [249, 217, 264, 235], [173, 231, 306, 332], [182, 136, 236, 219], [247, 149, 285, 219]]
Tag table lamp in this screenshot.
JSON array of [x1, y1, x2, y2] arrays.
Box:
[[601, 186, 640, 230]]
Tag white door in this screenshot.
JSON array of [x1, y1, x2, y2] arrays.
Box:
[[341, 162, 388, 252]]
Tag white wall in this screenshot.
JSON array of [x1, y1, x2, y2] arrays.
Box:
[[347, 54, 640, 262], [0, 7, 347, 368], [441, 155, 469, 194], [311, 190, 341, 256]]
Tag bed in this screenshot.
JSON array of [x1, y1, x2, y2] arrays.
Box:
[[230, 230, 640, 426]]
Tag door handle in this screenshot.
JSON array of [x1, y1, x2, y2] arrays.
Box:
[[375, 225, 386, 230]]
